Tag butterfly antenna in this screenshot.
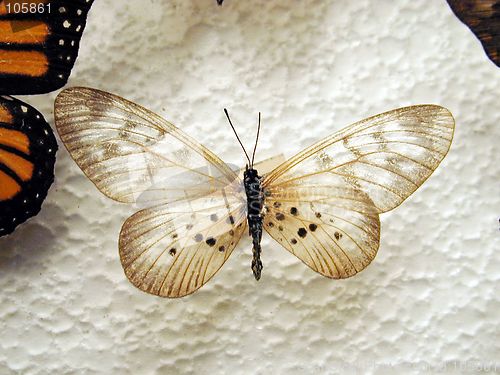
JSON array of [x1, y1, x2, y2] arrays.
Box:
[[251, 112, 261, 168], [224, 108, 251, 166]]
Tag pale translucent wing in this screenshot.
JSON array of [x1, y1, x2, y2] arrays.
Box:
[[248, 154, 286, 176], [263, 105, 454, 278], [54, 87, 238, 204], [119, 182, 247, 298], [263, 185, 380, 278], [134, 154, 285, 210], [264, 105, 455, 213]]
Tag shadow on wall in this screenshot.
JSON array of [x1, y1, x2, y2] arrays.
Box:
[[0, 203, 65, 275]]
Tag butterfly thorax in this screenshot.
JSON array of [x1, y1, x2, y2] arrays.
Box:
[[244, 167, 264, 280]]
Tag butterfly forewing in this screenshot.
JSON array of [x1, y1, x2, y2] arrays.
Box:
[[119, 183, 247, 298], [262, 105, 454, 278], [264, 105, 455, 213], [55, 87, 239, 205]]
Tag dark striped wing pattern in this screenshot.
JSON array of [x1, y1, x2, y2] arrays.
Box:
[[0, 95, 57, 236], [0, 0, 94, 94], [447, 0, 499, 66]]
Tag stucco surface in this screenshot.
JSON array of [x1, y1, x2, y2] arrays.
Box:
[[1, 0, 499, 374]]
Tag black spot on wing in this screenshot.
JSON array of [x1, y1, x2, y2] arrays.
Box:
[[276, 213, 285, 221], [309, 223, 317, 232], [290, 207, 298, 216], [206, 237, 216, 247], [297, 228, 307, 238]]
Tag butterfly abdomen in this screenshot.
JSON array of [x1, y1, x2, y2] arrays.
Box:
[[244, 168, 264, 280]]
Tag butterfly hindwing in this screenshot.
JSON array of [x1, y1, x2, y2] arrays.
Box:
[[263, 105, 454, 278], [0, 95, 57, 236], [119, 186, 247, 298], [263, 188, 380, 278], [0, 0, 94, 94]]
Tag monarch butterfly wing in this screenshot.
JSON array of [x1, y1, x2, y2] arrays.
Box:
[[119, 184, 247, 298], [0, 0, 94, 94], [54, 87, 239, 206], [446, 0, 499, 66], [0, 95, 57, 236], [263, 105, 454, 278]]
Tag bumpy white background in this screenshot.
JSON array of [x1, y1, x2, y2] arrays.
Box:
[[1, 0, 499, 374]]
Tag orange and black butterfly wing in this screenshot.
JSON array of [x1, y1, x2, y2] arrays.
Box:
[[0, 0, 94, 94], [0, 96, 57, 236], [446, 0, 499, 66]]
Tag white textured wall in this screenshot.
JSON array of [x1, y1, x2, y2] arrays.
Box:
[[1, 0, 499, 374]]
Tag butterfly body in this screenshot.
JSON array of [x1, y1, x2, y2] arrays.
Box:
[[244, 167, 264, 280]]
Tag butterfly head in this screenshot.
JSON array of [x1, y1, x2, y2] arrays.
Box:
[[244, 166, 260, 180]]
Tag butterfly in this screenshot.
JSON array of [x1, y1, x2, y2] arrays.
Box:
[[446, 0, 499, 66], [0, 0, 95, 94], [0, 95, 57, 236], [0, 0, 94, 236], [54, 87, 455, 298]]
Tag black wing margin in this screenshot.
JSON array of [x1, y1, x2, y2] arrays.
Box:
[[0, 0, 94, 94]]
